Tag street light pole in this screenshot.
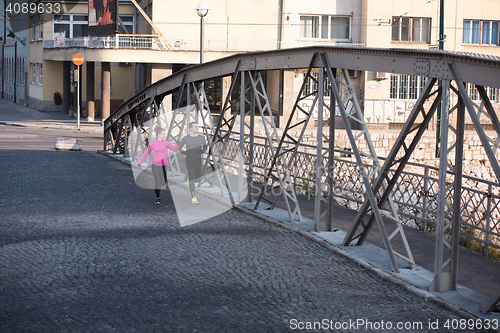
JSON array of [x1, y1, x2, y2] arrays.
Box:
[[196, 4, 209, 64], [436, 0, 445, 157], [200, 15, 204, 64]]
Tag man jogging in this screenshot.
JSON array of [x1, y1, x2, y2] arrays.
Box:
[[178, 122, 207, 204]]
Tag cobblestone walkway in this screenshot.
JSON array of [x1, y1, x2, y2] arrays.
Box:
[[0, 150, 489, 332]]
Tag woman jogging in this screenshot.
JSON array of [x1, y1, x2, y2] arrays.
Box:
[[138, 125, 179, 205], [178, 122, 207, 204]]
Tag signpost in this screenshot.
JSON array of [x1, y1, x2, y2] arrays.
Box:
[[72, 54, 84, 128]]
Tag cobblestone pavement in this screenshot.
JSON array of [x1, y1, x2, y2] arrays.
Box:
[[0, 148, 490, 333]]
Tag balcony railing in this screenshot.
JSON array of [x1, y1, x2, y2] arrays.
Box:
[[44, 35, 165, 50], [44, 35, 365, 52]]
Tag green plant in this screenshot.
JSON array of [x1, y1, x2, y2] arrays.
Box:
[[53, 92, 62, 105], [487, 247, 500, 260], [457, 227, 500, 260], [296, 180, 314, 198]]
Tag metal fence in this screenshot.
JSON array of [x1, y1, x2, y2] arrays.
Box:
[[44, 36, 165, 50], [218, 131, 500, 257], [44, 36, 366, 52]]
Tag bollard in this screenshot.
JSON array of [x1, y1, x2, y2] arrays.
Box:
[[54, 137, 83, 151]]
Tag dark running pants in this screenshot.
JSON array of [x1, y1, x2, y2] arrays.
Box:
[[186, 157, 202, 197], [152, 164, 168, 198]]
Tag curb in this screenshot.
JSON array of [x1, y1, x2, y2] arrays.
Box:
[[0, 120, 102, 132], [0, 121, 27, 127], [97, 149, 499, 331], [41, 126, 103, 132]]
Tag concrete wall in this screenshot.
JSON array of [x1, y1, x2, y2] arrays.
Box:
[[361, 0, 500, 126], [150, 64, 172, 85], [449, 0, 500, 54], [152, 0, 280, 50], [361, 0, 500, 54], [40, 61, 63, 109], [362, 0, 439, 48], [282, 0, 363, 46]]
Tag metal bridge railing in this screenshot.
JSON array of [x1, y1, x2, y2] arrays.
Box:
[[217, 131, 500, 257]]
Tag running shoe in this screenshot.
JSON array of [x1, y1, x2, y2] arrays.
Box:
[[191, 197, 198, 204], [155, 197, 161, 205]]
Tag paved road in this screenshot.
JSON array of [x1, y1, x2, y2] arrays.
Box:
[[0, 123, 102, 151], [0, 127, 492, 332]]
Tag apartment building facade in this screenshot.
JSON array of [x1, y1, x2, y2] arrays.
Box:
[[361, 0, 500, 127], [1, 4, 29, 104], [1, 0, 499, 127]]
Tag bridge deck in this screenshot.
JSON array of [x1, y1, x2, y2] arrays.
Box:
[[107, 146, 500, 323]]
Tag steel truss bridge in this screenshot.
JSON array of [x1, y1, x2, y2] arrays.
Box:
[[103, 46, 500, 313]]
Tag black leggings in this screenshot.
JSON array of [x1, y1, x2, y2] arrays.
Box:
[[152, 164, 167, 198], [186, 158, 202, 196]]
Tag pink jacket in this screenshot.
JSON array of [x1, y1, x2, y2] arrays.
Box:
[[139, 140, 179, 166]]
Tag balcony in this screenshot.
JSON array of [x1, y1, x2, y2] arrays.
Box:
[[44, 35, 166, 50], [44, 35, 365, 52]]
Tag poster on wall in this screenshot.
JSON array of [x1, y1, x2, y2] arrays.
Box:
[[54, 32, 66, 47], [88, 0, 118, 36]]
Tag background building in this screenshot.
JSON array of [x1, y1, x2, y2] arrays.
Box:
[[1, 0, 499, 128], [361, 0, 500, 128], [1, 3, 29, 104]]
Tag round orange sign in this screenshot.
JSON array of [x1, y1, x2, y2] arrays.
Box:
[[72, 53, 84, 66]]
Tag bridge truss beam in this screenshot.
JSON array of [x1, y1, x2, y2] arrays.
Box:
[[431, 63, 500, 292], [102, 46, 500, 303]]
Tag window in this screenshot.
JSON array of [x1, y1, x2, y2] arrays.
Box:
[[31, 63, 36, 84], [38, 64, 43, 85], [467, 83, 498, 101], [30, 16, 36, 41], [300, 16, 319, 38], [19, 59, 24, 84], [36, 14, 43, 39], [390, 75, 427, 99], [302, 72, 341, 97], [38, 14, 44, 39], [300, 15, 351, 41], [118, 15, 135, 34], [488, 86, 499, 101], [392, 17, 431, 42], [53, 14, 89, 38], [330, 17, 350, 40], [463, 20, 499, 45], [204, 78, 222, 112]]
